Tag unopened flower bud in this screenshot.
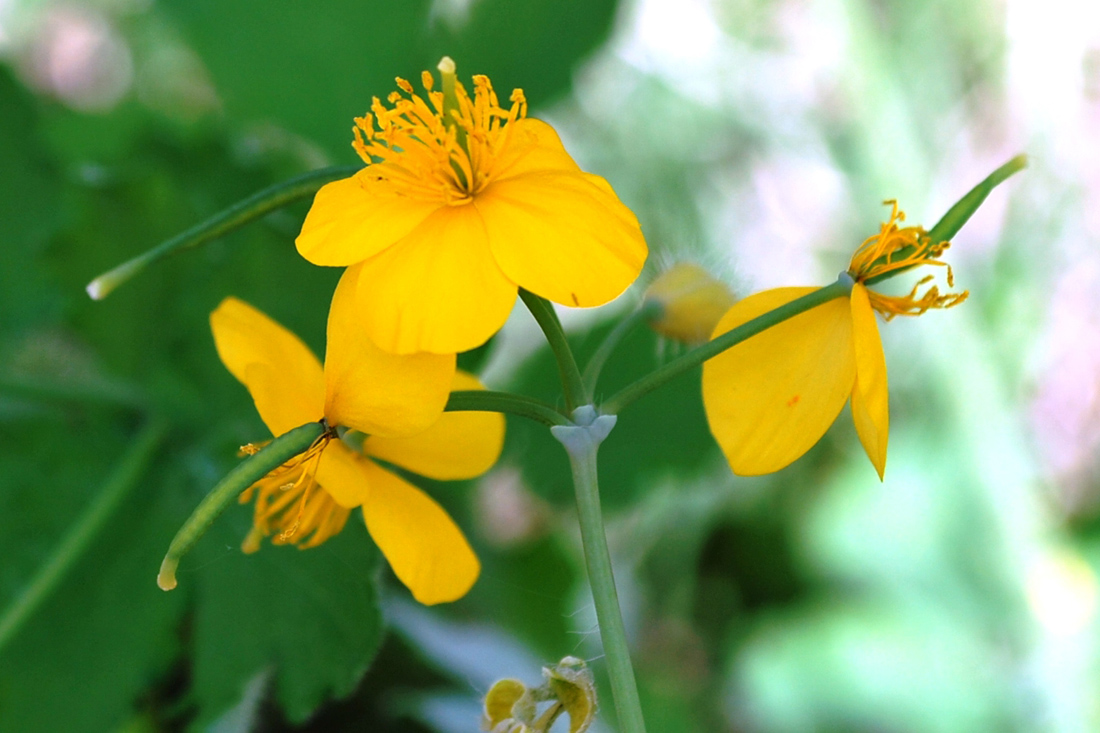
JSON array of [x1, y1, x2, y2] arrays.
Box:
[[643, 263, 736, 344]]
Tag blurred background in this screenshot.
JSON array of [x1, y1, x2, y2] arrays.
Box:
[[1, 0, 1098, 731]]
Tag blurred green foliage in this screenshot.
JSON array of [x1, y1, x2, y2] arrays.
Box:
[[1, 0, 1091, 731]]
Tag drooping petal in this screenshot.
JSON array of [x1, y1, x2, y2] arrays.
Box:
[[354, 205, 518, 355], [476, 170, 647, 308], [324, 268, 455, 436], [295, 171, 442, 267], [211, 297, 324, 435], [364, 371, 505, 480], [849, 284, 889, 480], [360, 460, 480, 605], [702, 287, 856, 475], [314, 441, 371, 508]]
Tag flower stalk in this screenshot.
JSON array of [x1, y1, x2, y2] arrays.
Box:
[[602, 279, 851, 415], [519, 289, 588, 409], [552, 406, 646, 733]]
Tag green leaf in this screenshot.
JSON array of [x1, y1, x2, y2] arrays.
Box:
[[187, 516, 384, 726], [0, 421, 186, 733]]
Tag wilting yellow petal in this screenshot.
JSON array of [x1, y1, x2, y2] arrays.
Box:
[[354, 205, 518, 355], [360, 460, 480, 604], [324, 268, 455, 436], [364, 371, 505, 480], [476, 171, 647, 308], [314, 441, 371, 508], [295, 172, 441, 267], [211, 297, 324, 435], [702, 287, 856, 475], [849, 284, 889, 479]]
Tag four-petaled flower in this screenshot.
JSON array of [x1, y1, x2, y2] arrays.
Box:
[[211, 270, 504, 605], [296, 58, 648, 355], [702, 201, 967, 479]]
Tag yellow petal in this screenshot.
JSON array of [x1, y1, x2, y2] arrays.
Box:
[[364, 371, 505, 480], [491, 118, 582, 180], [702, 287, 856, 475], [210, 297, 324, 436], [354, 205, 518, 355], [314, 441, 371, 508], [360, 460, 480, 604], [324, 268, 455, 436], [295, 172, 441, 267], [849, 284, 889, 479], [476, 170, 647, 308]]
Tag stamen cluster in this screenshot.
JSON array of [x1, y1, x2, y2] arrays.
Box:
[[847, 200, 968, 319], [238, 433, 348, 552], [351, 71, 527, 205]]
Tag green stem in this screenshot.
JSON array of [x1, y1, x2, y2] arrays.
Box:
[[0, 419, 167, 655], [552, 407, 645, 733], [865, 155, 1027, 287], [86, 165, 360, 300], [445, 389, 571, 427], [518, 289, 587, 410], [602, 280, 851, 414], [581, 302, 662, 397], [157, 421, 326, 591]]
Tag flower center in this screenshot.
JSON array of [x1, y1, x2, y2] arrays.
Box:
[[238, 433, 350, 552], [351, 64, 527, 206], [847, 200, 969, 320]]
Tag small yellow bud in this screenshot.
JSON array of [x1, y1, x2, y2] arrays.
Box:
[[643, 263, 736, 344]]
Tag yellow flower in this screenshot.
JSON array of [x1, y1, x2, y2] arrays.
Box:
[[210, 271, 505, 605], [702, 201, 967, 479], [295, 58, 648, 355]]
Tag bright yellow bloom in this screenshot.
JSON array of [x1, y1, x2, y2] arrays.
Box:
[[210, 271, 505, 605], [702, 201, 967, 480], [295, 59, 648, 355]]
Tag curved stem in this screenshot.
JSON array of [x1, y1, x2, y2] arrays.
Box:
[[602, 280, 850, 415], [86, 165, 360, 300], [581, 302, 661, 397], [445, 389, 571, 427], [552, 409, 645, 733], [518, 289, 587, 410], [157, 421, 327, 591], [0, 419, 167, 654]]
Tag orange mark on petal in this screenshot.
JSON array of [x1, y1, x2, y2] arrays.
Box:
[[787, 394, 801, 407]]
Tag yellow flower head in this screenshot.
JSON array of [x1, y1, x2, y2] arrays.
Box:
[[702, 201, 965, 481], [211, 270, 505, 605], [296, 58, 648, 355]]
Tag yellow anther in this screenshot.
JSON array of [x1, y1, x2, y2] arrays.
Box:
[[848, 200, 968, 320]]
